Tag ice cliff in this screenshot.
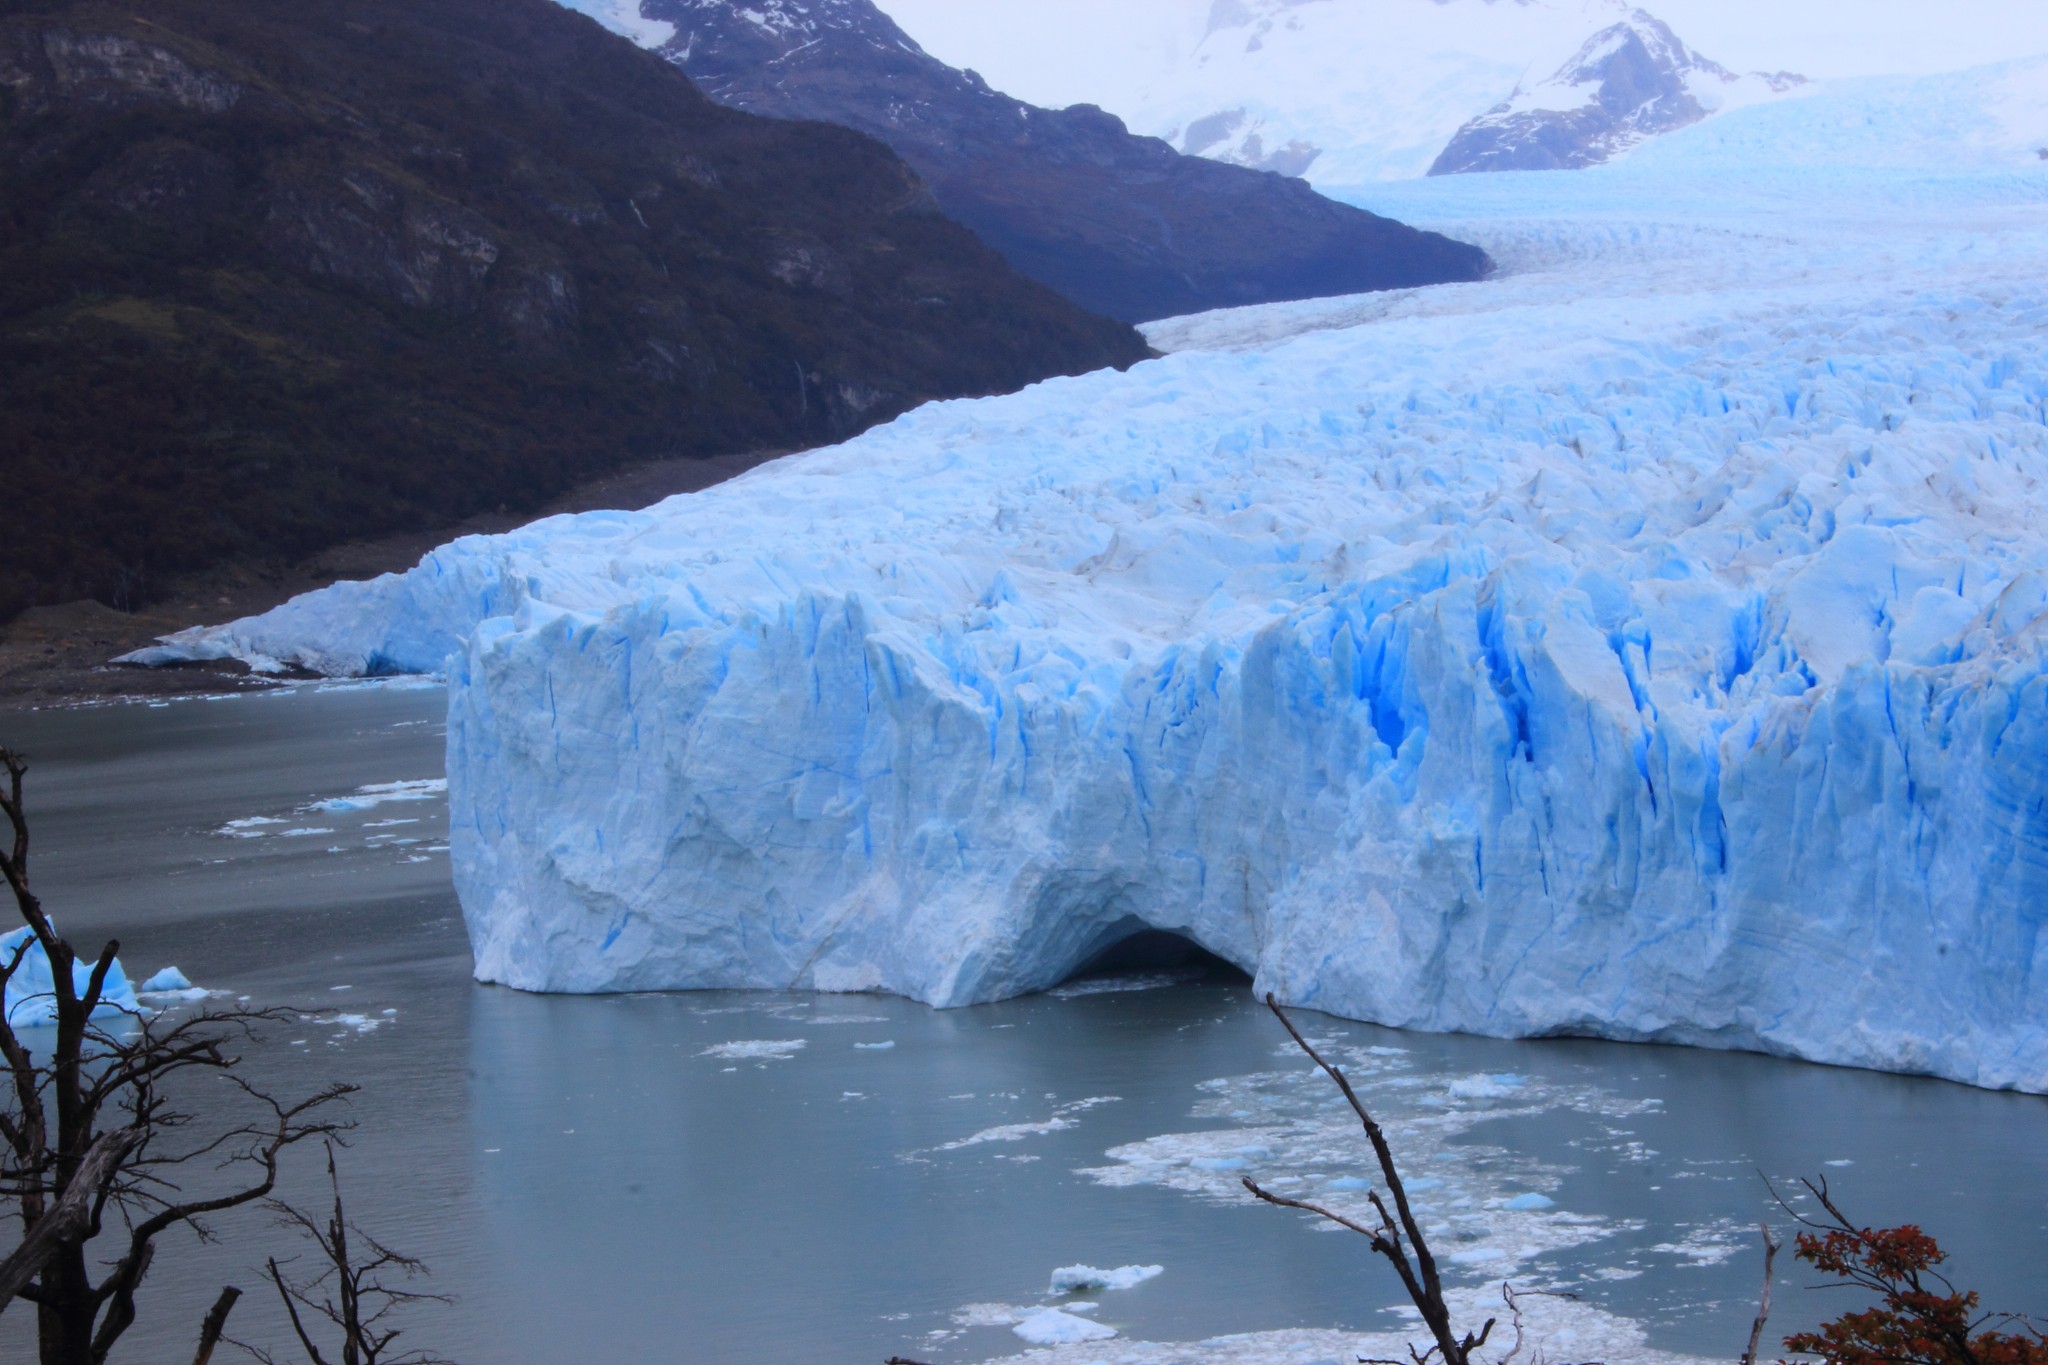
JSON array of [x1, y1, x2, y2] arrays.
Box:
[[131, 69, 2048, 1091]]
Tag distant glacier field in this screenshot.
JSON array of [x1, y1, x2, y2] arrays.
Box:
[[136, 63, 2048, 1092]]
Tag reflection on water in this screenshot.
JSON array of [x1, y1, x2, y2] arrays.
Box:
[[0, 687, 2042, 1363]]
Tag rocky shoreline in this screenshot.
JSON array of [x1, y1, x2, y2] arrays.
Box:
[[0, 447, 783, 708]]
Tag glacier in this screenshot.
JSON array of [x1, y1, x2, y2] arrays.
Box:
[[129, 66, 2048, 1091]]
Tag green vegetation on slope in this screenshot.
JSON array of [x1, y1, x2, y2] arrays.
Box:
[[0, 0, 1148, 619]]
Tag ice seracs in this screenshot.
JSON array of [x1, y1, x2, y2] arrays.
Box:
[[129, 67, 2048, 1093]]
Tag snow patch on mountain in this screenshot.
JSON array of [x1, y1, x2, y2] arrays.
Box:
[[552, 0, 675, 48], [1127, 0, 1614, 182], [1429, 10, 1802, 173]]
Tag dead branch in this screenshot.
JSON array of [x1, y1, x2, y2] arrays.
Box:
[[1248, 992, 1494, 1365], [238, 1142, 454, 1365], [0, 1128, 138, 1311], [191, 1285, 242, 1365], [0, 743, 362, 1365], [1739, 1222, 1780, 1365]]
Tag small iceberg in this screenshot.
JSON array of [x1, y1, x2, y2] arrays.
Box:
[[1447, 1074, 1526, 1100], [137, 966, 211, 1003], [1048, 1264, 1163, 1293], [1012, 1308, 1116, 1345], [1, 926, 138, 1027]]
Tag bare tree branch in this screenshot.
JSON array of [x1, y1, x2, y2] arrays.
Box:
[[1739, 1222, 1781, 1365], [0, 1129, 138, 1312], [0, 743, 373, 1365], [191, 1285, 242, 1365], [1248, 993, 1493, 1365], [239, 1142, 454, 1365]]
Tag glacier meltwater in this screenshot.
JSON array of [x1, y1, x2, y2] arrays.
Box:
[[131, 70, 2048, 1092]]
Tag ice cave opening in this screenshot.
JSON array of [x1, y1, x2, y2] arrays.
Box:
[[1056, 926, 1250, 990]]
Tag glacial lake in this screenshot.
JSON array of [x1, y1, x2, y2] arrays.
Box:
[[1, 684, 2042, 1362]]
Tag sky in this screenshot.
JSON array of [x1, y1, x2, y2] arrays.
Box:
[[873, 0, 2048, 112]]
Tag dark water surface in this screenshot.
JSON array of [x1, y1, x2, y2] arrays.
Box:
[[0, 686, 2042, 1363]]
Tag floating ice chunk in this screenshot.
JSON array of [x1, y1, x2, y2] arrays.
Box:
[[1012, 1308, 1118, 1345], [1047, 973, 1187, 999], [1, 927, 138, 1027], [1049, 1264, 1164, 1293], [1502, 1193, 1557, 1211], [1190, 1156, 1248, 1171], [216, 816, 286, 838], [308, 779, 447, 813], [276, 827, 335, 838], [854, 1040, 896, 1050], [700, 1040, 807, 1061], [939, 1117, 1076, 1149], [1650, 1227, 1743, 1264], [137, 966, 211, 1002], [1447, 1075, 1526, 1100], [1448, 1247, 1507, 1265], [936, 1098, 1117, 1150]]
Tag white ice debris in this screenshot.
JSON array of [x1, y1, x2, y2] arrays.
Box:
[[216, 816, 287, 837], [972, 1301, 1718, 1365], [935, 1098, 1119, 1152], [1048, 1265, 1162, 1294], [1011, 1308, 1117, 1346], [308, 780, 447, 813], [699, 1039, 807, 1061], [1445, 1074, 1525, 1100], [1084, 1045, 1650, 1280], [127, 67, 2048, 1092], [1045, 973, 1188, 1000]]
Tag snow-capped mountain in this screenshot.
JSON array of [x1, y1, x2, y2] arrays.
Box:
[[1431, 10, 1802, 173], [1121, 0, 1804, 184], [561, 0, 1490, 323]]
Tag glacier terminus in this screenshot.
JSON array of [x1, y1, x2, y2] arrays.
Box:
[[131, 64, 2048, 1093]]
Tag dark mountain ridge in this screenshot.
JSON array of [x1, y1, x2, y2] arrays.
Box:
[[650, 0, 1492, 323], [0, 0, 1146, 622]]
